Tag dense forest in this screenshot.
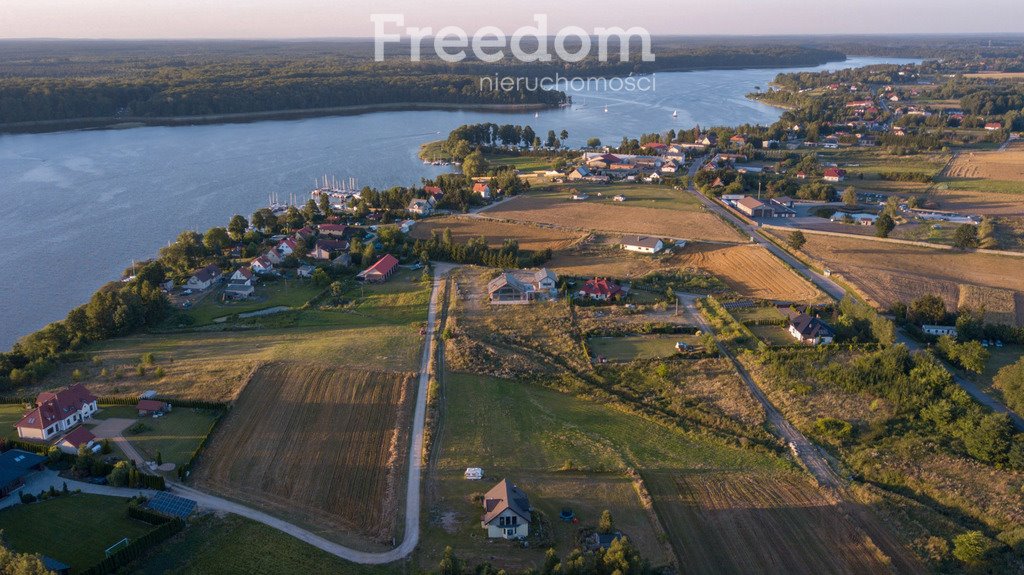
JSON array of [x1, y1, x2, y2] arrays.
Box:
[[0, 40, 843, 127]]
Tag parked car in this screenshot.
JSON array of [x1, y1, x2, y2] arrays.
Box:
[[995, 340, 1004, 348], [982, 340, 990, 347]]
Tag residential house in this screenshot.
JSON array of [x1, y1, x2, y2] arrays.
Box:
[[137, 399, 171, 416], [310, 239, 349, 261], [15, 384, 98, 441], [984, 122, 1002, 131], [295, 226, 315, 243], [223, 282, 255, 300], [276, 238, 298, 257], [56, 426, 96, 455], [408, 198, 434, 217], [823, 168, 847, 182], [263, 248, 283, 265], [473, 183, 492, 199], [641, 142, 667, 154], [318, 223, 348, 238], [481, 479, 531, 539], [251, 255, 275, 275], [922, 325, 958, 337], [487, 268, 559, 304], [660, 160, 680, 174], [229, 267, 254, 285], [424, 185, 444, 199], [621, 235, 663, 254], [297, 264, 317, 278], [729, 134, 748, 147], [0, 450, 47, 498], [567, 166, 591, 181], [736, 196, 774, 218], [357, 254, 400, 283], [185, 264, 222, 291], [697, 133, 718, 146], [578, 278, 624, 301], [788, 314, 835, 345]]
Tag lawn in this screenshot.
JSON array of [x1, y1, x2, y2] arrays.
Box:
[[0, 403, 29, 440], [749, 324, 797, 346], [185, 279, 324, 325], [548, 182, 703, 212], [486, 153, 559, 173], [965, 344, 1024, 408], [730, 306, 785, 324], [0, 494, 153, 573], [123, 408, 221, 467], [587, 334, 701, 362], [420, 371, 787, 571], [132, 514, 403, 575]]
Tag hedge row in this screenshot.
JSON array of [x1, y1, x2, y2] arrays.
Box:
[[79, 518, 184, 575], [127, 502, 175, 525], [97, 395, 227, 410]]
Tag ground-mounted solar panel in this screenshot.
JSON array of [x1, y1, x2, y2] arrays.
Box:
[[145, 491, 197, 518]]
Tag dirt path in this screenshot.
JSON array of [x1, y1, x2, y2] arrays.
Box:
[[677, 293, 925, 574]]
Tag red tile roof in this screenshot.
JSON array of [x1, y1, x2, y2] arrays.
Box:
[[823, 168, 847, 179], [18, 384, 96, 431], [360, 254, 399, 278], [580, 278, 623, 297], [59, 426, 95, 448], [473, 183, 490, 193], [424, 186, 443, 195], [318, 223, 347, 234]]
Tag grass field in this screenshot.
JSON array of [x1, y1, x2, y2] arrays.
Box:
[[133, 514, 402, 575], [731, 306, 786, 324], [0, 494, 153, 572], [116, 407, 220, 467], [193, 364, 415, 549], [481, 186, 742, 243], [0, 403, 29, 440], [408, 217, 586, 252], [421, 372, 790, 571], [486, 153, 560, 172], [784, 231, 1024, 321], [185, 280, 324, 325], [554, 183, 704, 212], [644, 470, 891, 575], [676, 244, 825, 303], [32, 273, 430, 402], [587, 334, 701, 362], [749, 324, 797, 346]]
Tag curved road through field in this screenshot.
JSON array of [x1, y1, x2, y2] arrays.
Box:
[[64, 264, 451, 565]]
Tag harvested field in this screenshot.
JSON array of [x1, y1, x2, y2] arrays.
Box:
[[193, 364, 415, 548], [645, 471, 893, 575], [480, 193, 743, 242], [958, 285, 1020, 327], [789, 232, 1024, 324], [676, 244, 824, 303], [947, 149, 1024, 182], [408, 216, 585, 251], [929, 188, 1024, 216]]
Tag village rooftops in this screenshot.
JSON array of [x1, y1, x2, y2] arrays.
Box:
[[482, 479, 532, 525]]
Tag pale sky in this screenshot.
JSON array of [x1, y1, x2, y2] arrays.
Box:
[[1, 0, 1023, 39]]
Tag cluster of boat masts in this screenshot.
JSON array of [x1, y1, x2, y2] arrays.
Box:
[[267, 175, 361, 214]]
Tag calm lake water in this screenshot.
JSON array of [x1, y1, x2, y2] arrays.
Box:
[[0, 56, 915, 349]]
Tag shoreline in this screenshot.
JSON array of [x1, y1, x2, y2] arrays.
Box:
[[0, 101, 555, 136]]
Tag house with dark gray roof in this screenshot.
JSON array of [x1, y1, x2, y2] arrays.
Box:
[[788, 313, 835, 345], [481, 479, 531, 539], [487, 269, 558, 304]]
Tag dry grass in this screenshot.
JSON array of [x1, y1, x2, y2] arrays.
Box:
[[193, 364, 415, 549], [928, 188, 1024, 216], [408, 216, 586, 252], [645, 470, 894, 575], [947, 150, 1024, 181], [480, 194, 743, 242], [964, 72, 1024, 79], [675, 244, 824, 303], [958, 284, 1019, 326], [788, 232, 1024, 323]]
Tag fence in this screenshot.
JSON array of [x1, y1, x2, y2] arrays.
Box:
[[79, 518, 184, 575]]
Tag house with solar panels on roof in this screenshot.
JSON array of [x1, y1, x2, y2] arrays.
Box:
[[481, 479, 531, 539]]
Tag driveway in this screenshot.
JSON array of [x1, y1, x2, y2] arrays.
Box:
[[89, 417, 150, 467]]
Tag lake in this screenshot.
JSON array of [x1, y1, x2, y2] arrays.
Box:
[[0, 56, 916, 349]]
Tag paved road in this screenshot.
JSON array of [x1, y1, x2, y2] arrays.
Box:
[[684, 157, 1024, 431]]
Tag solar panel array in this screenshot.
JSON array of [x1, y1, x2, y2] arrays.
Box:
[[145, 491, 197, 518]]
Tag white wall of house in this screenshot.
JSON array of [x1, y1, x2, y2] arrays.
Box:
[[484, 510, 529, 539]]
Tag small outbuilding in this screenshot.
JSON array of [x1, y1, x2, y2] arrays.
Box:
[[137, 399, 171, 417], [0, 449, 47, 498], [464, 467, 483, 480]]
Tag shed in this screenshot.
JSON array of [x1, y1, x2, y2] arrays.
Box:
[[465, 467, 483, 480]]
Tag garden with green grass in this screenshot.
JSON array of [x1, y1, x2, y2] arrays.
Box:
[[420, 371, 789, 571], [587, 334, 702, 362], [0, 403, 29, 440], [545, 182, 701, 212], [92, 404, 221, 467], [0, 494, 152, 571], [183, 279, 325, 326]]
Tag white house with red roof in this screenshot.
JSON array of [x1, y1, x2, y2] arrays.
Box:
[[823, 168, 847, 182], [357, 254, 400, 283], [251, 255, 274, 275], [16, 384, 98, 441], [276, 237, 298, 257], [472, 183, 492, 199], [578, 278, 625, 301], [230, 266, 255, 285]]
